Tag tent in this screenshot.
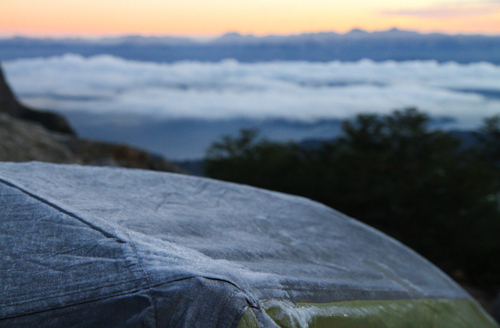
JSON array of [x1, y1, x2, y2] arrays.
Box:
[[0, 161, 497, 328]]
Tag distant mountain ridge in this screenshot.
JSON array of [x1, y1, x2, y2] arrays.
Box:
[[1, 28, 500, 64]]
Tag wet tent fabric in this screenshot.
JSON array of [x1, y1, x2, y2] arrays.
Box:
[[0, 162, 497, 328]]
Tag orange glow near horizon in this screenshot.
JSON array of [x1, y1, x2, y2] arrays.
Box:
[[1, 0, 499, 37]]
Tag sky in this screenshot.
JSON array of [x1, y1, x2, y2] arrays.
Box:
[[1, 0, 500, 36]]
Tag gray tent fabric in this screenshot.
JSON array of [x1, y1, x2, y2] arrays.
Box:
[[0, 162, 494, 327]]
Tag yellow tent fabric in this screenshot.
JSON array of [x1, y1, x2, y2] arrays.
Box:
[[238, 298, 498, 328]]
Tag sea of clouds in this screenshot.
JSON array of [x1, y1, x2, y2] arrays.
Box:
[[3, 54, 500, 128]]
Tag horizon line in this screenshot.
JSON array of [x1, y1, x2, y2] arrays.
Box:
[[2, 27, 500, 40]]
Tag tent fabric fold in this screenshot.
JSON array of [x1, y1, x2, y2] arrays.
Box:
[[0, 162, 497, 327]]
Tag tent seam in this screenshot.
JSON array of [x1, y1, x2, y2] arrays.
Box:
[[123, 229, 159, 328], [0, 277, 253, 324], [1, 278, 147, 307], [1, 277, 231, 320], [0, 281, 150, 321], [216, 290, 247, 328], [0, 177, 123, 242]]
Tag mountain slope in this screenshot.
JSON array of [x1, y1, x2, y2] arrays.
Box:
[[0, 63, 181, 172]]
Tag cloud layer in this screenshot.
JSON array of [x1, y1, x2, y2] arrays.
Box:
[[4, 54, 500, 128]]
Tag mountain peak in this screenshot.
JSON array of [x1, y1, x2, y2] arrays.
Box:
[[347, 28, 368, 34]]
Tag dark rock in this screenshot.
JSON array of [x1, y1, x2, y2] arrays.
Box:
[[0, 65, 181, 173], [0, 113, 182, 173], [0, 62, 76, 135], [0, 113, 79, 163], [68, 138, 182, 172]]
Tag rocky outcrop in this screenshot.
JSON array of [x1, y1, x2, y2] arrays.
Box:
[[0, 113, 182, 172], [0, 113, 79, 163], [68, 138, 181, 172], [0, 63, 181, 173], [0, 63, 75, 135]]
